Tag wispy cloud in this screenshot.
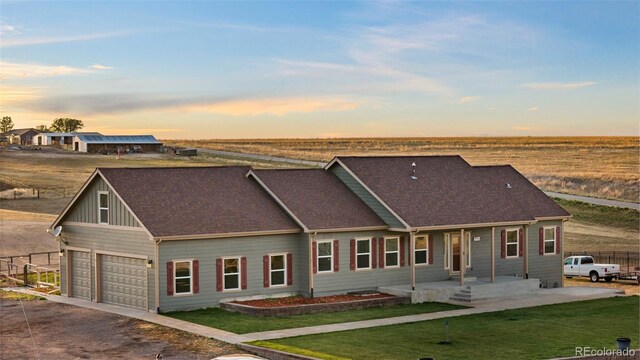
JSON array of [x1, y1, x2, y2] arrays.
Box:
[[0, 23, 21, 35], [513, 126, 532, 131], [459, 96, 479, 104], [0, 61, 90, 79], [15, 92, 360, 117], [527, 106, 539, 111], [90, 64, 114, 70], [522, 81, 597, 90], [182, 97, 360, 116], [0, 86, 42, 111], [1, 30, 133, 47]]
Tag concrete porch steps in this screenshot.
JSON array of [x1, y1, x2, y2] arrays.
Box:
[[379, 276, 541, 304]]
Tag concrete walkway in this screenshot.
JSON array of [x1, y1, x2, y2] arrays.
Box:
[[3, 286, 624, 344], [544, 191, 639, 210]]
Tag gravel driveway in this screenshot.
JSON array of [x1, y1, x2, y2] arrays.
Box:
[[0, 293, 239, 359]]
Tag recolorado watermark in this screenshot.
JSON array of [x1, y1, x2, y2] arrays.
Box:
[[575, 347, 636, 357]]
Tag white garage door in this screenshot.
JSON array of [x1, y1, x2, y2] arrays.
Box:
[[69, 250, 91, 300], [99, 254, 147, 310]]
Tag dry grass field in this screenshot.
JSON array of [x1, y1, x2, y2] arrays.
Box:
[[168, 137, 640, 202]]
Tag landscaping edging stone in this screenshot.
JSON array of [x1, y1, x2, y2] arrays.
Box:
[[220, 295, 410, 317], [238, 344, 321, 360]]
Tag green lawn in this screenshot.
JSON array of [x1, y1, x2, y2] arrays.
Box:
[[553, 198, 639, 230], [255, 296, 640, 360], [165, 302, 465, 334]]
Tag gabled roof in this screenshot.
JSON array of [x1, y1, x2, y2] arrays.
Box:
[[474, 165, 570, 219], [248, 169, 387, 232], [332, 156, 564, 229], [93, 167, 300, 238], [8, 128, 39, 136], [76, 134, 161, 144]]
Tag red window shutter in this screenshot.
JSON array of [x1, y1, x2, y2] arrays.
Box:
[[312, 241, 317, 274], [518, 228, 524, 257], [539, 227, 544, 255], [333, 240, 339, 272], [371, 238, 377, 269], [216, 258, 223, 292], [400, 236, 406, 267], [166, 261, 174, 296], [501, 230, 506, 258], [241, 257, 248, 290], [556, 226, 561, 254], [428, 234, 434, 265], [193, 260, 199, 294], [350, 239, 356, 270], [379, 238, 385, 268], [263, 255, 270, 288], [287, 253, 293, 285]]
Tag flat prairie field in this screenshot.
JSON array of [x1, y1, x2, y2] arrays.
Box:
[[167, 137, 639, 202]]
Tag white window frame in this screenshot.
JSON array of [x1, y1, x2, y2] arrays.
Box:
[[506, 228, 519, 259], [269, 253, 287, 288], [223, 256, 241, 291], [543, 226, 557, 255], [98, 191, 109, 224], [355, 238, 372, 270], [414, 235, 429, 266], [384, 236, 400, 268], [173, 259, 193, 296], [316, 240, 334, 273]]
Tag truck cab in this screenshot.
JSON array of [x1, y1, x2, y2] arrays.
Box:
[[564, 255, 620, 282]]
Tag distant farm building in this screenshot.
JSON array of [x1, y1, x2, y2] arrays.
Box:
[[74, 134, 163, 153], [33, 132, 100, 147], [7, 128, 40, 145]]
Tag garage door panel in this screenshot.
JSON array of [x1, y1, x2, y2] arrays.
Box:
[[100, 254, 147, 310], [70, 250, 91, 300]]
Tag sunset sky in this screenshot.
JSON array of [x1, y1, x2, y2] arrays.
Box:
[[1, 1, 638, 138]]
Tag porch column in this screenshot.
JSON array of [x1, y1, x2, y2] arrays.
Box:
[[410, 232, 415, 291], [460, 228, 465, 286], [523, 224, 529, 279], [560, 220, 566, 287], [490, 227, 495, 282]]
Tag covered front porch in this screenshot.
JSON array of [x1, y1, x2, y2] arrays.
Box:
[[379, 276, 541, 303]]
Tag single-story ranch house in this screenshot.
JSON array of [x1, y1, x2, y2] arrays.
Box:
[[52, 156, 570, 312]]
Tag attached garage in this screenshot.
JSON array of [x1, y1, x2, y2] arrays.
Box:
[[98, 253, 148, 310], [68, 250, 91, 300]]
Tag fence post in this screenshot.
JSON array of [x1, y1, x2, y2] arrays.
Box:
[[48, 252, 51, 265], [627, 252, 630, 273], [28, 254, 32, 264], [23, 264, 28, 287]]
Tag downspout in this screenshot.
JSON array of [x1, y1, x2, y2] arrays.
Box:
[[308, 231, 317, 298], [154, 238, 161, 313]]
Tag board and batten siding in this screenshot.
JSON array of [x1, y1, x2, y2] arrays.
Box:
[[64, 176, 140, 227], [330, 164, 406, 229], [59, 224, 155, 310], [311, 231, 411, 296], [158, 233, 303, 312]]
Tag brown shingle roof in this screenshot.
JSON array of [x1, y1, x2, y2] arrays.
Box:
[[98, 167, 300, 237], [250, 169, 387, 231], [474, 165, 570, 219], [336, 156, 562, 228]]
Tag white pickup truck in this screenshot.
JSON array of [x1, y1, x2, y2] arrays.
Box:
[[564, 256, 620, 282]]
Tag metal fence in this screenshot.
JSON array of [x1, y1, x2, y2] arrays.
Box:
[[566, 251, 640, 273]]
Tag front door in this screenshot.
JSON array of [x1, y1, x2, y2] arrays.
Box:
[[451, 234, 461, 272]]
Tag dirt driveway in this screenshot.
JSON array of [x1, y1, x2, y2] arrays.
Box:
[[0, 292, 239, 359]]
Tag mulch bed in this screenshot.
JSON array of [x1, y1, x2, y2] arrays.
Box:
[[232, 293, 394, 308]]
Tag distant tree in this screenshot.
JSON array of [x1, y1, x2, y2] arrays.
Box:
[[0, 116, 14, 133], [50, 118, 84, 133], [35, 124, 50, 132]]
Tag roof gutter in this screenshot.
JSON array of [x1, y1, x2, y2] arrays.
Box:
[[412, 219, 537, 232]]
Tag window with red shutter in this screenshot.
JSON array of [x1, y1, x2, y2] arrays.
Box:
[[501, 229, 506, 258], [166, 261, 174, 296], [216, 258, 222, 292], [378, 238, 385, 268], [539, 227, 544, 255], [312, 241, 318, 274], [400, 236, 406, 267], [518, 229, 524, 257], [333, 241, 339, 272], [350, 239, 356, 270], [286, 253, 293, 285], [241, 257, 247, 290], [556, 226, 561, 254], [263, 255, 270, 288], [428, 234, 434, 265], [192, 260, 199, 294]]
